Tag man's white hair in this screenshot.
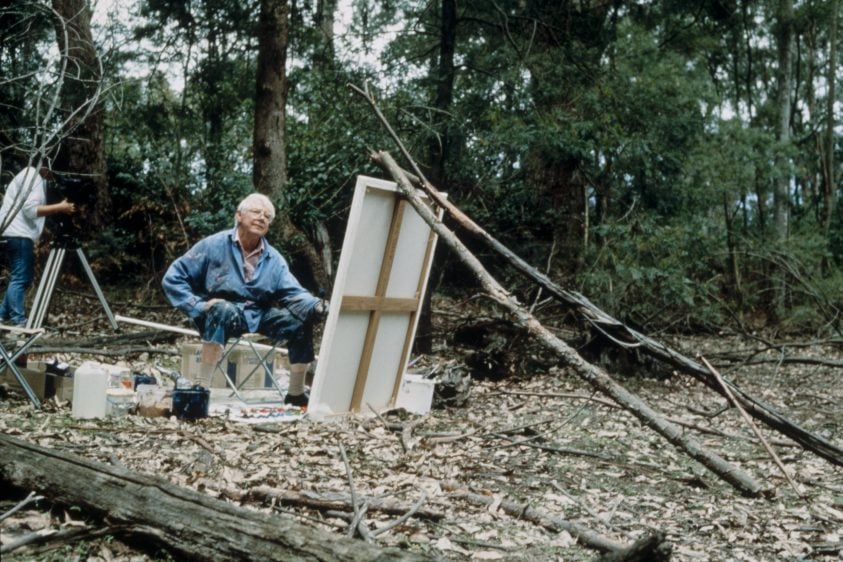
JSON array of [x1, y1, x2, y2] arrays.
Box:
[[237, 193, 276, 221]]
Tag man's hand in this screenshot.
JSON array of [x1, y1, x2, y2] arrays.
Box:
[[37, 198, 76, 218], [313, 299, 330, 320], [204, 298, 223, 310], [58, 199, 76, 214]]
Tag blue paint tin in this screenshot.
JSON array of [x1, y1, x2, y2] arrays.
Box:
[[171, 385, 210, 420]]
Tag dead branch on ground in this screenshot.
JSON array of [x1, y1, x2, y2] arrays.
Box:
[[440, 480, 628, 553]]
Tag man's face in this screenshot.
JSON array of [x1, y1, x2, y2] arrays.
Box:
[[236, 204, 273, 238]]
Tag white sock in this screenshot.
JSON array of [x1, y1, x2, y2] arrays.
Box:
[[288, 363, 307, 395], [198, 361, 215, 387]]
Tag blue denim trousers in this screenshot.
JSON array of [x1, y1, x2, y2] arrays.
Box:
[[194, 301, 315, 364], [0, 237, 35, 326]]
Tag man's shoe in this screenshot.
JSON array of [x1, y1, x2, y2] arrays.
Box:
[[284, 391, 309, 408]]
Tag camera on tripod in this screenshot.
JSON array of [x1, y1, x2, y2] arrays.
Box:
[[50, 175, 97, 206], [46, 174, 97, 246], [28, 172, 116, 332]]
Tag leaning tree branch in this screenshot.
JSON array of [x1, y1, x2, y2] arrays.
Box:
[[377, 149, 763, 497], [351, 83, 843, 469]]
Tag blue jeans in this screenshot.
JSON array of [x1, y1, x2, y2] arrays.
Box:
[[194, 301, 315, 364], [0, 237, 35, 326]]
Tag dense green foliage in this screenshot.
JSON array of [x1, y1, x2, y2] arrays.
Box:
[[0, 0, 841, 334]]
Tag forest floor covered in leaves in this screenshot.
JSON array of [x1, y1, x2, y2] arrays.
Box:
[[1, 291, 842, 561]]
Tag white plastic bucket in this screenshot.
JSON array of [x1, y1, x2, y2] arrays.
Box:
[[106, 388, 135, 417], [72, 362, 109, 418]]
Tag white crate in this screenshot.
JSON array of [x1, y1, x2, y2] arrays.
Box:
[[394, 374, 435, 414]]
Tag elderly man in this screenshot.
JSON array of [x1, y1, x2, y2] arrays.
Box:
[[162, 193, 326, 406]]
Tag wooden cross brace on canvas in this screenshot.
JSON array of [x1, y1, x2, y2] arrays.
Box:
[[342, 198, 438, 411], [310, 177, 443, 417]]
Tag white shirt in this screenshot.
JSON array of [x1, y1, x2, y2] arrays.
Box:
[[0, 167, 46, 241]]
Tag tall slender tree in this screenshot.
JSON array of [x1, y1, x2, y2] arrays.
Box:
[[415, 0, 458, 354], [773, 0, 794, 242], [253, 0, 289, 193], [253, 0, 328, 290], [821, 0, 838, 237]]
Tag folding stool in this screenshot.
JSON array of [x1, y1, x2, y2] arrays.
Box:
[[0, 325, 45, 408], [210, 334, 288, 403]]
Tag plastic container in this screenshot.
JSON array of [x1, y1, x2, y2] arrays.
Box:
[[394, 374, 435, 414], [132, 373, 157, 390], [106, 388, 135, 417], [107, 368, 133, 390], [72, 362, 109, 418], [136, 384, 171, 417]]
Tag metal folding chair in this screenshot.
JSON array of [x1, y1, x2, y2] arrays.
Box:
[[0, 325, 45, 408], [212, 334, 288, 403], [115, 316, 290, 405]]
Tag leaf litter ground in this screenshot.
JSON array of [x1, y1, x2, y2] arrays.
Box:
[[0, 292, 842, 561]]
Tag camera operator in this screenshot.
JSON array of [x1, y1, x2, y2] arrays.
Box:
[[0, 165, 76, 327]]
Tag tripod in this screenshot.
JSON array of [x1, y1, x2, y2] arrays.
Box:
[[26, 236, 118, 330]]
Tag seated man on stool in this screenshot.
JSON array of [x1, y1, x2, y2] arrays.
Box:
[[162, 193, 327, 407]]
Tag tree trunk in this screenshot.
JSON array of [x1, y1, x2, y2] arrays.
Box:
[[313, 0, 337, 67], [820, 0, 838, 236], [723, 192, 743, 311], [254, 0, 289, 192], [427, 0, 457, 190], [253, 0, 328, 290], [51, 0, 109, 230], [0, 434, 426, 562], [416, 0, 458, 355], [773, 0, 793, 242]]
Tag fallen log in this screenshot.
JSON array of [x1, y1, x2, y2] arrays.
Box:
[[357, 87, 843, 469], [0, 434, 427, 561], [377, 149, 763, 497]]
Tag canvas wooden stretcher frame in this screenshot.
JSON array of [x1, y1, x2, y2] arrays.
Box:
[[308, 175, 443, 417]]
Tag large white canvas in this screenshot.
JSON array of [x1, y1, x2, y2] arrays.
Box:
[[309, 176, 441, 418]]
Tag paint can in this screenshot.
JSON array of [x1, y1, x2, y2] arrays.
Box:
[[171, 385, 209, 420]]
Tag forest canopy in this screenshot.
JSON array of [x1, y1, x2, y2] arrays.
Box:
[[0, 0, 841, 336]]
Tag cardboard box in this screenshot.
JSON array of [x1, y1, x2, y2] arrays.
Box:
[[0, 361, 73, 402], [53, 373, 74, 402], [1, 366, 48, 400]]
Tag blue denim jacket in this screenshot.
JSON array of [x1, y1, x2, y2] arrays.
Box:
[[162, 228, 318, 332]]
